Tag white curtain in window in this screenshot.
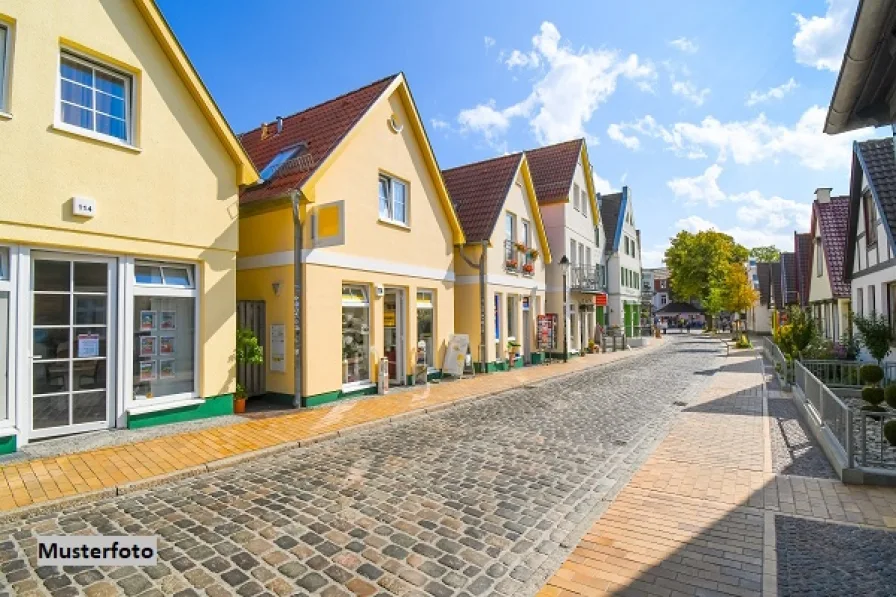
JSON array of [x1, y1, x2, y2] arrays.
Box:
[[392, 180, 407, 223], [378, 176, 390, 220]]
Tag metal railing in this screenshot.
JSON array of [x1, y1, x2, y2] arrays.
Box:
[[568, 264, 606, 292], [793, 360, 853, 465], [802, 359, 896, 388], [763, 337, 793, 386], [854, 411, 896, 468]]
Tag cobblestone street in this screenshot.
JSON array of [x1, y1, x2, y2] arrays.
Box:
[[0, 336, 721, 597]]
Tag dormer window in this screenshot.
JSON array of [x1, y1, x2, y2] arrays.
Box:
[[259, 145, 303, 181]]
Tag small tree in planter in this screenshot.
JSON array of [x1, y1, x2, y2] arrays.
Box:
[[855, 313, 893, 364], [861, 364, 886, 412], [235, 327, 264, 413]]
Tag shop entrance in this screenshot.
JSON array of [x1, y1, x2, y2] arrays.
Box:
[[30, 254, 115, 439], [383, 288, 405, 385], [522, 297, 531, 364]]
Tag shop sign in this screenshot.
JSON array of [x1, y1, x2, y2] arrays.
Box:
[[594, 293, 608, 307], [384, 311, 396, 327], [77, 334, 100, 358]]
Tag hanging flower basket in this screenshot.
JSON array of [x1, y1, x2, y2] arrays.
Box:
[[527, 248, 540, 260], [522, 263, 535, 275], [514, 242, 527, 253], [506, 259, 518, 269]]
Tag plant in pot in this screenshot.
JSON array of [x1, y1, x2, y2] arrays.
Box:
[[235, 327, 264, 413], [860, 364, 886, 414], [528, 248, 540, 261], [587, 339, 596, 354], [522, 263, 535, 275], [506, 339, 521, 364], [505, 258, 518, 270], [514, 242, 527, 253]]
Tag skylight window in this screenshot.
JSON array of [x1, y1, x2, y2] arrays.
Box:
[[259, 146, 302, 180]]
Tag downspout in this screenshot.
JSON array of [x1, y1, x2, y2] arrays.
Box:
[[290, 190, 304, 408], [458, 241, 488, 373]]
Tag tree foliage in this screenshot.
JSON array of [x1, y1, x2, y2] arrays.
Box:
[[721, 262, 758, 315], [854, 314, 893, 364], [749, 245, 781, 262]]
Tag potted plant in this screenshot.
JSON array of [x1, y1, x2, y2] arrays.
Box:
[[235, 327, 264, 413], [506, 258, 518, 270], [514, 242, 527, 253], [506, 338, 521, 363], [528, 248, 539, 261], [587, 339, 596, 354], [522, 263, 535, 275]]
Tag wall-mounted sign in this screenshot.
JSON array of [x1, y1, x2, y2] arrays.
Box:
[[270, 324, 286, 372], [72, 197, 96, 218], [594, 293, 608, 307], [77, 334, 100, 358]]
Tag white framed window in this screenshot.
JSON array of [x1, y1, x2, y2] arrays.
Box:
[[858, 287, 864, 317], [582, 190, 588, 218], [505, 212, 516, 243], [378, 174, 408, 225], [0, 246, 12, 422], [816, 238, 823, 277], [578, 243, 584, 267], [573, 184, 580, 211], [58, 51, 133, 143], [595, 227, 600, 248], [869, 285, 876, 315], [521, 219, 531, 248], [570, 239, 577, 264], [0, 22, 10, 113], [416, 290, 435, 369], [131, 261, 197, 401], [342, 285, 370, 385]]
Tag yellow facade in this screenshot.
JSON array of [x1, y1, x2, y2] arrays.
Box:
[[237, 77, 462, 404], [0, 0, 256, 446]]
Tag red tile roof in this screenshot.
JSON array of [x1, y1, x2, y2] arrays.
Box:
[[238, 74, 398, 205], [442, 154, 524, 242], [814, 196, 851, 298], [794, 232, 813, 306], [524, 139, 584, 204]]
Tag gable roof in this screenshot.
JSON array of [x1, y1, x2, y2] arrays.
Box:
[[237, 73, 464, 243], [442, 154, 552, 263], [812, 196, 851, 297], [598, 191, 624, 252], [781, 252, 798, 305], [524, 139, 600, 227], [847, 137, 896, 279], [757, 261, 783, 308], [134, 0, 258, 185], [794, 232, 813, 306]]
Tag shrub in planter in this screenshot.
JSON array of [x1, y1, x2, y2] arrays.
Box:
[[862, 386, 886, 407], [884, 420, 896, 446], [861, 364, 885, 385], [886, 384, 896, 409]]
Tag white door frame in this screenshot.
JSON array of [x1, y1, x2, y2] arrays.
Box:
[[25, 251, 117, 442], [384, 287, 405, 385]]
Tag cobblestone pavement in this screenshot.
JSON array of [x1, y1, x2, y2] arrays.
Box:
[[767, 395, 836, 479], [0, 336, 721, 597]]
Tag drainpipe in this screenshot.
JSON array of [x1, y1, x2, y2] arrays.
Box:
[[290, 190, 304, 408], [458, 241, 488, 373]]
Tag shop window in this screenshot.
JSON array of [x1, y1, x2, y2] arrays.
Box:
[[132, 262, 196, 400], [416, 290, 435, 368], [378, 174, 408, 225], [58, 51, 132, 142], [342, 285, 370, 384]]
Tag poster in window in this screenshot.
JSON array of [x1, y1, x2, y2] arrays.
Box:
[[140, 311, 157, 331], [159, 336, 175, 355], [159, 359, 175, 379], [160, 311, 176, 330], [139, 360, 156, 381], [140, 336, 157, 356], [77, 333, 100, 358]]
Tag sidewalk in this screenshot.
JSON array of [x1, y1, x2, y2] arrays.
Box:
[[0, 342, 660, 516], [537, 347, 896, 597]]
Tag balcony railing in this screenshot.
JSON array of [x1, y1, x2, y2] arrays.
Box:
[[504, 240, 538, 275], [568, 265, 606, 292]]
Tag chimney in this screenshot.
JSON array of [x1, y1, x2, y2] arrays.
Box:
[[815, 187, 832, 203], [276, 116, 283, 134]]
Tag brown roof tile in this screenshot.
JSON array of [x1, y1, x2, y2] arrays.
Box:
[[794, 232, 813, 306], [238, 74, 398, 205], [524, 139, 584, 204], [814, 196, 851, 297], [442, 154, 524, 242]]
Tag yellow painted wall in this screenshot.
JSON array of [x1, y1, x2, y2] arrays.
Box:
[[238, 204, 294, 258], [0, 0, 242, 398]]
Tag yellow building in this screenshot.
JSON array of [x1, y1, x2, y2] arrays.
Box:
[[443, 154, 552, 371], [0, 0, 257, 452], [236, 74, 465, 406]]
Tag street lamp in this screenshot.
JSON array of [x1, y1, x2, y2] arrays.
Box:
[[560, 255, 570, 363]]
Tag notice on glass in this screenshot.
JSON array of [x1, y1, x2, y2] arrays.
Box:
[[77, 334, 100, 358], [270, 324, 285, 372]]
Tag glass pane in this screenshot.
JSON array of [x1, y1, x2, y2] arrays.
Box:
[[0, 247, 8, 281], [0, 26, 6, 108], [33, 394, 69, 429], [33, 361, 69, 394], [74, 262, 107, 292], [133, 296, 195, 399], [72, 391, 106, 424], [0, 291, 7, 420], [392, 181, 407, 223], [34, 294, 70, 326], [61, 80, 93, 108], [135, 265, 162, 285], [95, 70, 125, 99], [35, 260, 70, 291], [417, 307, 434, 367], [161, 267, 192, 288], [378, 177, 390, 219], [60, 57, 92, 86], [96, 114, 127, 140], [74, 327, 106, 358], [342, 304, 370, 384], [74, 295, 106, 325], [95, 91, 125, 118], [61, 102, 93, 130], [33, 327, 70, 360], [73, 360, 105, 391]]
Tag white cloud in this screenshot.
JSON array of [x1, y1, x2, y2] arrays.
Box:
[[641, 244, 669, 268], [607, 123, 640, 150], [673, 216, 797, 251], [592, 172, 616, 195], [667, 164, 726, 206], [676, 215, 717, 233], [505, 49, 540, 69], [610, 105, 870, 170], [458, 21, 655, 146], [430, 118, 450, 131], [671, 78, 710, 106], [484, 36, 496, 51], [746, 78, 798, 106], [793, 0, 856, 72], [669, 37, 699, 54]]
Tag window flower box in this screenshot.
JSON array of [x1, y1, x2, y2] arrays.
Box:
[[522, 263, 535, 276]]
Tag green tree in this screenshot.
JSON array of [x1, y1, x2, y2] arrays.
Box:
[[664, 230, 749, 329], [749, 245, 781, 262], [854, 314, 893, 364]]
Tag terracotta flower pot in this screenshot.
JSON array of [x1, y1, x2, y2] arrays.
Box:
[[234, 396, 247, 414]]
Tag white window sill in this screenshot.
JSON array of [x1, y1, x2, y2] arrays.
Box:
[[377, 218, 410, 231], [0, 110, 11, 121], [51, 121, 141, 153], [126, 397, 204, 416]]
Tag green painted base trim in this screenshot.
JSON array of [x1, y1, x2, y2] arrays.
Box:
[[530, 353, 545, 365], [512, 357, 524, 369], [428, 370, 442, 381], [262, 392, 295, 406], [127, 394, 234, 429], [0, 435, 16, 455], [303, 384, 377, 407]]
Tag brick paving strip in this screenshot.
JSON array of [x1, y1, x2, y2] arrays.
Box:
[[0, 342, 663, 517], [536, 347, 896, 597]]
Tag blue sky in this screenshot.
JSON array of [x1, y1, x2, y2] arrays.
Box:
[[159, 0, 879, 266]]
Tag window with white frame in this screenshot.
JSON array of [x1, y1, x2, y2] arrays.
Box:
[[816, 238, 823, 276], [416, 290, 435, 368], [505, 212, 516, 243], [570, 239, 577, 264], [132, 262, 196, 400], [573, 184, 580, 211], [858, 287, 864, 317], [342, 285, 370, 384], [521, 219, 530, 248], [595, 227, 600, 248], [59, 51, 132, 142], [378, 174, 408, 225], [582, 191, 588, 218], [0, 247, 9, 421], [0, 22, 9, 112]]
